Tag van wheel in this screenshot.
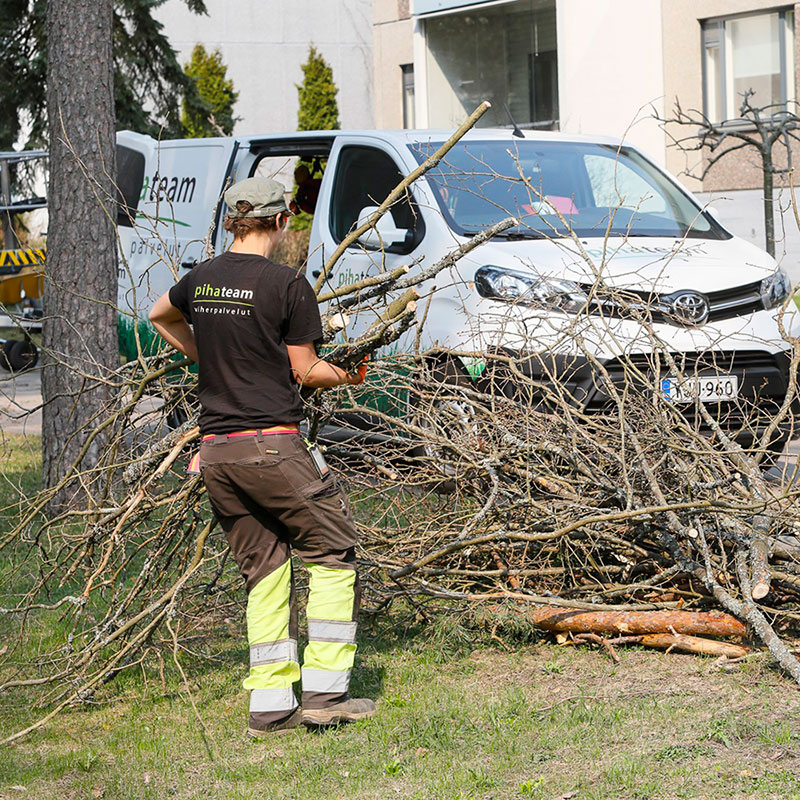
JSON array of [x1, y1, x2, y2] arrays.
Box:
[[408, 356, 479, 490], [164, 388, 198, 430], [4, 340, 38, 372], [166, 405, 190, 430], [0, 341, 12, 371]]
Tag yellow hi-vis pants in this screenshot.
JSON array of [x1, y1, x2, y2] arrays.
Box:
[[244, 560, 358, 718]]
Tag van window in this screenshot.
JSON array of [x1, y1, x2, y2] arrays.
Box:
[[411, 140, 724, 240], [584, 154, 666, 215], [329, 146, 424, 254], [116, 145, 145, 228]]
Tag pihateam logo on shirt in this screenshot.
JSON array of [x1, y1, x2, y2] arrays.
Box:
[[194, 283, 253, 301], [192, 283, 254, 316]]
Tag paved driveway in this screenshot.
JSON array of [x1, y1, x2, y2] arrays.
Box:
[[0, 367, 42, 437]]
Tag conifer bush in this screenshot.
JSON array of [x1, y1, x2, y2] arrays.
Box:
[[291, 45, 340, 230], [181, 44, 239, 138], [297, 44, 340, 131]]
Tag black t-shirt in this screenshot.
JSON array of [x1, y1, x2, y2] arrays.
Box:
[[169, 252, 322, 434]]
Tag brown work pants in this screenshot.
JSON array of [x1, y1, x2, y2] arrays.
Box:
[[200, 431, 359, 728]]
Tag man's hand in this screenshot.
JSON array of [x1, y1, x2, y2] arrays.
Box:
[[345, 356, 368, 385]]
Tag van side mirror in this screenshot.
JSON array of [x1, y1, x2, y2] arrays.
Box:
[[355, 205, 409, 249], [705, 205, 724, 226]]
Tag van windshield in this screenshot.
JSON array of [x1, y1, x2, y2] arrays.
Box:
[[409, 140, 725, 240]]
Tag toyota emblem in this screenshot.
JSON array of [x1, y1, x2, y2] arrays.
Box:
[[669, 291, 709, 326]]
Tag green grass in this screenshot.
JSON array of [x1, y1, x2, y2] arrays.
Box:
[[2, 640, 800, 800], [2, 437, 800, 799]]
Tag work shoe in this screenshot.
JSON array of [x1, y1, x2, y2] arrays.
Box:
[[247, 707, 303, 739], [302, 697, 377, 727]]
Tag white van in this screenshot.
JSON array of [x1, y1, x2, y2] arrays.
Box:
[[116, 128, 798, 448]]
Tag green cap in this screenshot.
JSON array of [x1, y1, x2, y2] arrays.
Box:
[[224, 176, 289, 218]]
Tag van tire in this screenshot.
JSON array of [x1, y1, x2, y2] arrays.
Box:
[[3, 340, 38, 372], [0, 341, 12, 371], [164, 388, 198, 430], [166, 406, 190, 430]]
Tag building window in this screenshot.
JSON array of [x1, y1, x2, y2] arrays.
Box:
[[402, 64, 415, 129], [423, 0, 558, 130], [703, 9, 795, 122]]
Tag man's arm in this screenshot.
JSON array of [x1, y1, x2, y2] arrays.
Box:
[[149, 292, 199, 363], [287, 342, 364, 388]]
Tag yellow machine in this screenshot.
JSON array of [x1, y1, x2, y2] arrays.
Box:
[[0, 247, 45, 306], [0, 150, 47, 372]]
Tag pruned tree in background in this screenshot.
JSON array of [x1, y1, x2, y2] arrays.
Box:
[[657, 91, 800, 258], [181, 44, 239, 138], [42, 0, 119, 507], [0, 0, 208, 150]]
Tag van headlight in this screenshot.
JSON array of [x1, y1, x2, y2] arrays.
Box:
[[760, 268, 792, 309], [474, 266, 587, 314]]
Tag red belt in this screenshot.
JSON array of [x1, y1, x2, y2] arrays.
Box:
[[201, 425, 299, 442]]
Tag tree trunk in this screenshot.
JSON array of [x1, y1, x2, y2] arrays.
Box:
[[762, 152, 775, 257], [43, 0, 117, 509]]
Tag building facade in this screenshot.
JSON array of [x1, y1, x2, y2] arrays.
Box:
[[155, 0, 374, 135], [373, 0, 800, 271]]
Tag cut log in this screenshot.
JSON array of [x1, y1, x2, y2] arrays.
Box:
[[501, 606, 746, 637], [634, 633, 749, 659]]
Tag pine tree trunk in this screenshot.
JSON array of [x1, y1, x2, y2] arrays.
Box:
[[43, 0, 117, 509]]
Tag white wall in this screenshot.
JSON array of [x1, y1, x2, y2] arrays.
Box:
[[154, 0, 373, 136], [697, 188, 800, 281], [556, 0, 666, 164]]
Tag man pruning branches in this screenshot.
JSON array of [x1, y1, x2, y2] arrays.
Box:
[[149, 176, 375, 738]]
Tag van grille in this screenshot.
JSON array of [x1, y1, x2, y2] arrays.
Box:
[[588, 280, 763, 326]]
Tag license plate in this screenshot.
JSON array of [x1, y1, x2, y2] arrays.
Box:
[[661, 375, 739, 403]]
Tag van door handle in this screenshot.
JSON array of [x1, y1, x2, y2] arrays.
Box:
[[181, 260, 197, 270], [311, 270, 321, 278]]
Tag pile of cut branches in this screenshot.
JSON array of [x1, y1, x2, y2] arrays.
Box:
[[339, 335, 800, 670]]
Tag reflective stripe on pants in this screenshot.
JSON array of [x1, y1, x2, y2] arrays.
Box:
[[250, 687, 298, 714], [302, 667, 351, 694], [307, 619, 357, 643], [250, 638, 299, 666]]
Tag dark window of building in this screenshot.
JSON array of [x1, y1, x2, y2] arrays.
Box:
[[402, 64, 416, 128], [329, 146, 424, 254], [424, 0, 558, 130], [702, 8, 795, 122], [116, 145, 145, 228]]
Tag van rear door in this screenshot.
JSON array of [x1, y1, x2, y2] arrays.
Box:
[[117, 133, 238, 322]]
